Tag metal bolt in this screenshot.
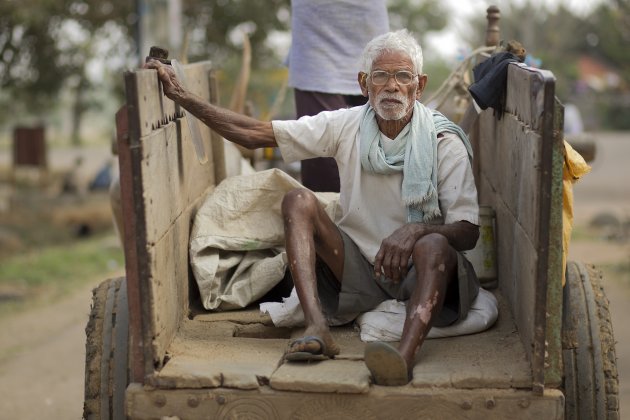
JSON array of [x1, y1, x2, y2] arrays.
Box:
[[187, 396, 200, 408], [485, 397, 496, 409], [216, 395, 226, 405], [153, 394, 166, 408], [460, 400, 473, 410]]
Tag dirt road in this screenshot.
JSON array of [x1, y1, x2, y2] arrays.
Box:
[[0, 133, 628, 419], [0, 279, 104, 419], [568, 131, 630, 417]]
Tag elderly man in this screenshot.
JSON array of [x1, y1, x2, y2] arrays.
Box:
[[147, 29, 480, 386]]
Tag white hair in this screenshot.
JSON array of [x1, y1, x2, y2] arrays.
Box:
[[359, 29, 424, 75]]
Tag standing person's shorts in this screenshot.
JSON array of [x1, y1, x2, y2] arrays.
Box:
[[311, 230, 480, 328]]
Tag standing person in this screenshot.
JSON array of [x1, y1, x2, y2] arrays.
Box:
[[146, 29, 480, 386], [287, 0, 389, 192]]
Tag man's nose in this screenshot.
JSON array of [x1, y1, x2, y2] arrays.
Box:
[[384, 75, 399, 91]]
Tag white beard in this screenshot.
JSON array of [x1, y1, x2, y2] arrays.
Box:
[[373, 92, 411, 121]]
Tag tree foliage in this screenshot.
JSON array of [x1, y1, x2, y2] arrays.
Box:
[[466, 1, 630, 101], [387, 0, 448, 41], [0, 0, 450, 132], [0, 0, 135, 122], [584, 1, 630, 83], [182, 0, 291, 68]]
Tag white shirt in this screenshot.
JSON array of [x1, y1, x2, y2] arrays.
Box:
[[272, 106, 479, 263]]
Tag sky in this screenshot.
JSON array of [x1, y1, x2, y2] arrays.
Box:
[[426, 0, 605, 59]]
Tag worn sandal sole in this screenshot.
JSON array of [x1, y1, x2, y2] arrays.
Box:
[[364, 342, 409, 386]]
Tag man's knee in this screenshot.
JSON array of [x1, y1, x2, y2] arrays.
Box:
[[281, 188, 319, 217], [412, 233, 455, 268]]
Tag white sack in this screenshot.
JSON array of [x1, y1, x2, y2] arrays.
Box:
[[190, 169, 338, 310], [261, 287, 498, 341], [357, 288, 499, 341]]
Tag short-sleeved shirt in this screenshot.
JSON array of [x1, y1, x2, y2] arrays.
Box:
[[272, 105, 479, 263]]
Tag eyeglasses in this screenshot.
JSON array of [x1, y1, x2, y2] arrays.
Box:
[[369, 70, 417, 86]]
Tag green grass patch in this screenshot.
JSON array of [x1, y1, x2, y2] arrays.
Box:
[[570, 225, 601, 241], [601, 261, 630, 286], [0, 233, 124, 317]]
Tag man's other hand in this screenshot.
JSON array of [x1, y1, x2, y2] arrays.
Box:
[[374, 224, 424, 283]]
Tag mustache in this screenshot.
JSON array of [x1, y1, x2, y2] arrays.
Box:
[[376, 92, 407, 103]]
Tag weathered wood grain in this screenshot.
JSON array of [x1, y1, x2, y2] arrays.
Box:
[[125, 60, 222, 372], [475, 63, 562, 391]]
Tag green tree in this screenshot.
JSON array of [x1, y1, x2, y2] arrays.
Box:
[[182, 0, 291, 68], [387, 0, 448, 41], [584, 2, 630, 83], [0, 0, 135, 141], [0, 0, 451, 138]]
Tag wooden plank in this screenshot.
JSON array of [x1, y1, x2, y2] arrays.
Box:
[[477, 122, 539, 372], [544, 98, 566, 387], [133, 61, 213, 139], [124, 60, 219, 376], [117, 100, 146, 382], [133, 69, 177, 139], [146, 183, 214, 368], [156, 290, 530, 394], [127, 383, 565, 420], [477, 63, 561, 392], [271, 360, 371, 394], [150, 319, 286, 390], [478, 112, 541, 243], [208, 71, 227, 184], [504, 63, 546, 132], [412, 292, 531, 389], [151, 339, 287, 390], [139, 121, 214, 246]]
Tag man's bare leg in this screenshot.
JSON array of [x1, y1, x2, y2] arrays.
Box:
[[281, 188, 345, 357], [365, 233, 457, 384], [398, 233, 458, 369]]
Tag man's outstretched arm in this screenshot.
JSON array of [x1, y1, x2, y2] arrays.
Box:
[[145, 60, 277, 150]]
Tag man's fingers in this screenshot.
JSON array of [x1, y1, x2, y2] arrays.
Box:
[[390, 253, 401, 282], [400, 250, 411, 279], [373, 249, 384, 279], [381, 252, 393, 280], [144, 58, 162, 70]]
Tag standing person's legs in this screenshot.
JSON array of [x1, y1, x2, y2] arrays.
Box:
[[294, 89, 367, 192]]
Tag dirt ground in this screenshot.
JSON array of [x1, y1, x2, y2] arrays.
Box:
[[0, 132, 628, 419]]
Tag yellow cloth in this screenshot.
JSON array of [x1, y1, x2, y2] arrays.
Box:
[[562, 140, 591, 286]]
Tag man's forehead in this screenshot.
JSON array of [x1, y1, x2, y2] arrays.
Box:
[[371, 50, 414, 70]]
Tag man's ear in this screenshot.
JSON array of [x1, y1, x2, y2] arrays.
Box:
[[358, 72, 369, 97], [416, 74, 428, 100]]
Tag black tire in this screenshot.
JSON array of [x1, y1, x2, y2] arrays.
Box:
[[83, 277, 129, 420], [562, 261, 619, 420]]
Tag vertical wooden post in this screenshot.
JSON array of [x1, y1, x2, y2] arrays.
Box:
[[485, 5, 501, 47], [468, 6, 501, 190], [208, 70, 227, 184]]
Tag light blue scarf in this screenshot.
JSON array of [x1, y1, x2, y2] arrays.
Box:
[[359, 101, 473, 223]]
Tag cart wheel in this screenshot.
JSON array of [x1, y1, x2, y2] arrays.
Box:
[[562, 261, 619, 420], [83, 277, 129, 420]]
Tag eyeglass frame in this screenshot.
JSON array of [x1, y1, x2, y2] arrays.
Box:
[[366, 70, 418, 86]]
